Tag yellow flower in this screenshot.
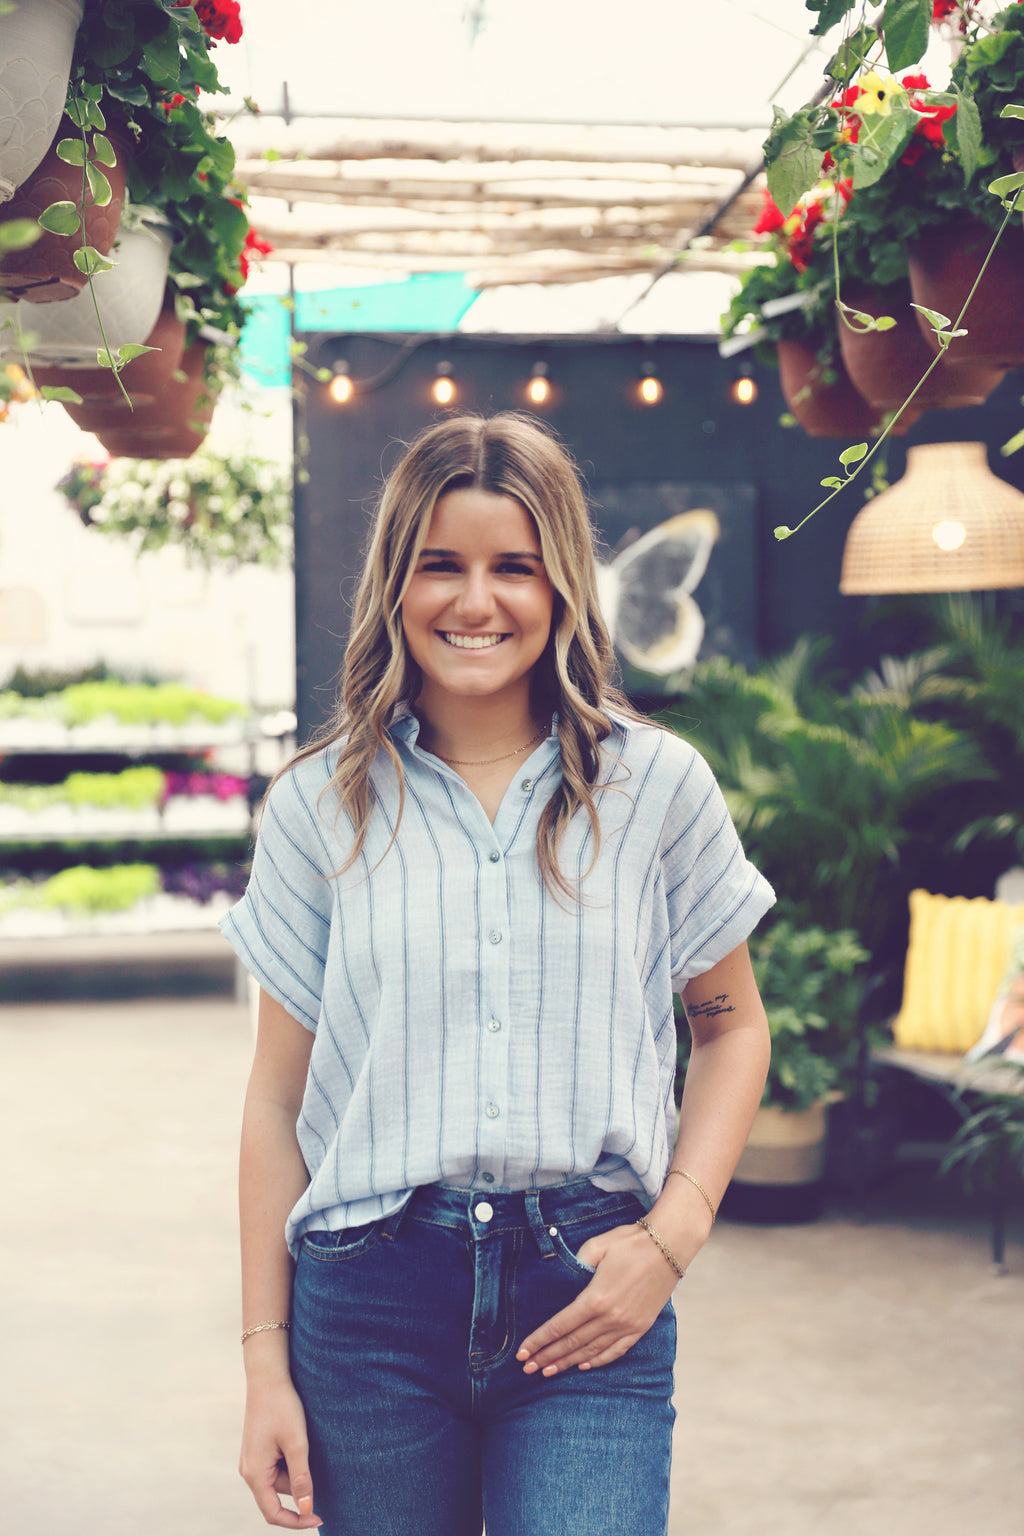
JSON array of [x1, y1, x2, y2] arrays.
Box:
[[855, 71, 905, 117]]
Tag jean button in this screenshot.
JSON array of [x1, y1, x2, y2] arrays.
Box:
[[474, 1201, 494, 1222]]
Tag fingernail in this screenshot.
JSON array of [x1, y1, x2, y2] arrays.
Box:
[[522, 1360, 538, 1374], [542, 1364, 558, 1376], [297, 1496, 313, 1513], [516, 1347, 528, 1360]]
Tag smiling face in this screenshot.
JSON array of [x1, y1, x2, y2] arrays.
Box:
[[401, 485, 555, 717]]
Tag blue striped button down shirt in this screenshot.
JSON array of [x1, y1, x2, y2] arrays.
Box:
[[221, 711, 774, 1256]]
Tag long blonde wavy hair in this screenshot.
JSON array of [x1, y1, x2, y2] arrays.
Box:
[[285, 411, 639, 898]]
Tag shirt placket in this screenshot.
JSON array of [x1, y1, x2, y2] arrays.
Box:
[[476, 827, 513, 1187]]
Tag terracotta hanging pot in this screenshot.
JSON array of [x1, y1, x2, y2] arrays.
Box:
[[0, 0, 84, 202], [0, 216, 173, 365], [0, 116, 131, 303], [35, 290, 187, 427], [95, 341, 216, 460], [776, 333, 918, 439], [838, 281, 1004, 412], [907, 219, 1024, 368]]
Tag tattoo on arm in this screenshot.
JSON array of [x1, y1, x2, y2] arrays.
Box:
[[686, 993, 736, 1023]]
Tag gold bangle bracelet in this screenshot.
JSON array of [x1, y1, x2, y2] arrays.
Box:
[[636, 1217, 687, 1279], [241, 1319, 291, 1345], [665, 1168, 717, 1224]]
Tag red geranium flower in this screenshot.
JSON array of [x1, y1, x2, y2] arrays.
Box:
[[225, 225, 275, 292], [752, 190, 786, 235], [173, 0, 243, 45]]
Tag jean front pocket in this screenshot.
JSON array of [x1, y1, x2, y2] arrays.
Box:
[[548, 1197, 646, 1279], [302, 1221, 382, 1263]]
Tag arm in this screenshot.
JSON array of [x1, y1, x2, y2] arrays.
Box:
[[516, 940, 770, 1376], [238, 988, 322, 1530]]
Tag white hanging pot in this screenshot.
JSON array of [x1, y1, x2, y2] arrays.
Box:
[[0, 215, 173, 367], [0, 0, 85, 202]]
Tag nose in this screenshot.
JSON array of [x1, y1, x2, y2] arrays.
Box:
[[453, 565, 496, 624]]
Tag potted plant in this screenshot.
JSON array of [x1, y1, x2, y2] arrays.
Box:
[[719, 917, 869, 1222], [0, 0, 84, 202], [721, 184, 888, 438]]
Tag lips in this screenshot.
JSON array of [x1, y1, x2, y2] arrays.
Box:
[[438, 632, 509, 649]]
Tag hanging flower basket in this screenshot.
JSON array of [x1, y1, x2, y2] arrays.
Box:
[[36, 289, 186, 428], [908, 219, 1024, 369], [94, 340, 215, 460], [0, 0, 83, 203], [776, 333, 915, 439], [0, 214, 172, 367], [0, 114, 131, 303], [839, 281, 1004, 412]]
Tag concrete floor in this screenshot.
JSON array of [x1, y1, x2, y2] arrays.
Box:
[[1, 941, 1022, 1536]]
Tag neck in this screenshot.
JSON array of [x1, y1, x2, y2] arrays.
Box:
[[414, 690, 542, 763]]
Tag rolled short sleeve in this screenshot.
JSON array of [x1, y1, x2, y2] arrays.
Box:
[[220, 762, 336, 1031], [662, 747, 775, 989]]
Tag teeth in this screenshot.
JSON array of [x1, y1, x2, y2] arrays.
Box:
[[442, 632, 505, 649]]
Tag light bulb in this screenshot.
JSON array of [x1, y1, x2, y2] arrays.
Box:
[[527, 364, 550, 405], [328, 370, 353, 404], [932, 519, 967, 551], [729, 375, 757, 406], [432, 363, 456, 405], [639, 374, 663, 405]]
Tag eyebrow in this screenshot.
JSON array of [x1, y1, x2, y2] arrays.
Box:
[[418, 547, 544, 563]]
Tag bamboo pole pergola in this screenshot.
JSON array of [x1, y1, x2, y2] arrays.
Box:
[[229, 115, 771, 288]]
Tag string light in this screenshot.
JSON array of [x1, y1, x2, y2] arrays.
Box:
[[728, 365, 758, 406], [638, 362, 662, 405], [432, 361, 456, 405], [932, 520, 966, 551], [527, 361, 550, 405], [328, 363, 353, 404]]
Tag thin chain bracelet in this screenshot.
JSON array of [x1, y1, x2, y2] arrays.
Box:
[[636, 1217, 686, 1279], [665, 1168, 717, 1224], [241, 1319, 291, 1345]]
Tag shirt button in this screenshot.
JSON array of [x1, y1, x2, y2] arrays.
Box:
[[487, 1018, 501, 1032], [488, 850, 501, 863], [485, 1102, 500, 1119], [474, 1201, 494, 1222], [488, 931, 502, 945], [520, 777, 533, 791], [481, 1171, 495, 1184]]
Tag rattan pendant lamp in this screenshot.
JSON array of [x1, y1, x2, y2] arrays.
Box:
[[840, 441, 1024, 593]]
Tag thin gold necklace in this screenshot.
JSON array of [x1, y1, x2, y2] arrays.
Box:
[[434, 723, 548, 767]]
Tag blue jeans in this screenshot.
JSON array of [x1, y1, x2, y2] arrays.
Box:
[[290, 1180, 677, 1535]]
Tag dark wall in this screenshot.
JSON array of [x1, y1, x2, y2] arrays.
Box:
[[293, 330, 1024, 742]]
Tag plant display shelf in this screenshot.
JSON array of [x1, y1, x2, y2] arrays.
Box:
[[0, 890, 234, 943], [0, 719, 254, 753]]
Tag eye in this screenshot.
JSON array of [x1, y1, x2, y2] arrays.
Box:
[[497, 561, 538, 576], [419, 558, 460, 574]]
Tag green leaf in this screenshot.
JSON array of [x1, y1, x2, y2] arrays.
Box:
[[91, 133, 117, 168], [65, 98, 91, 130], [1000, 424, 1024, 456], [96, 349, 116, 369], [170, 1, 201, 28], [105, 80, 150, 107], [881, 0, 931, 74], [910, 303, 952, 332], [805, 0, 858, 37], [55, 138, 87, 166], [37, 202, 81, 236], [764, 107, 823, 221], [848, 99, 916, 188], [988, 171, 1024, 200], [73, 246, 116, 275], [827, 25, 879, 85], [40, 385, 83, 404], [874, 315, 898, 331], [0, 218, 41, 253], [839, 442, 869, 468], [948, 87, 982, 184], [117, 343, 159, 363], [820, 477, 844, 489], [142, 30, 183, 83], [85, 98, 105, 130], [1000, 103, 1024, 121], [773, 525, 795, 540], [85, 163, 112, 207], [81, 81, 103, 103]]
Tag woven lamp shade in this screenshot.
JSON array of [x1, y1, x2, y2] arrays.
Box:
[[840, 441, 1024, 594]]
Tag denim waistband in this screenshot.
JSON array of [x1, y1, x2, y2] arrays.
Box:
[[393, 1178, 644, 1244]]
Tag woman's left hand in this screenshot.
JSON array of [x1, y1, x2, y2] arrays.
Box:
[[516, 1221, 680, 1376]]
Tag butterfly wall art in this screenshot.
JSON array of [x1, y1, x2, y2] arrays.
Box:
[[595, 508, 720, 676]]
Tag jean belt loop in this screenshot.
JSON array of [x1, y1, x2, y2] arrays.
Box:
[[525, 1189, 557, 1259]]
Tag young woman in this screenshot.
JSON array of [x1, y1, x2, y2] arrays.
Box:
[[223, 412, 774, 1535]]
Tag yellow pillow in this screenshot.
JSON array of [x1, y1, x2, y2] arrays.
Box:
[[893, 889, 1024, 1053]]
